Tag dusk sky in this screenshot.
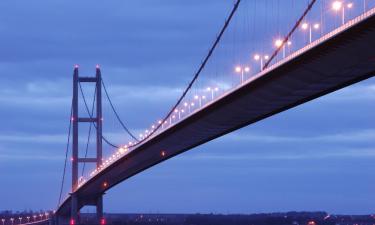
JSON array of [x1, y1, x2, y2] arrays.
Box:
[[0, 0, 374, 215]]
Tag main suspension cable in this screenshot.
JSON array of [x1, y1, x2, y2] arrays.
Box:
[[57, 100, 73, 208], [263, 0, 317, 69], [101, 78, 139, 142], [128, 0, 242, 148]]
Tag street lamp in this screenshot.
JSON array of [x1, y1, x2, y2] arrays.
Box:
[[174, 109, 181, 119], [26, 217, 30, 223], [194, 95, 206, 108], [190, 102, 195, 111], [183, 102, 191, 114], [10, 218, 14, 225], [275, 39, 290, 58], [235, 66, 250, 84], [286, 41, 292, 54], [32, 216, 36, 222], [332, 1, 353, 25], [254, 54, 270, 71], [18, 218, 22, 225], [206, 87, 219, 101], [275, 39, 283, 52], [162, 120, 167, 129], [1, 219, 5, 225], [301, 22, 320, 43]]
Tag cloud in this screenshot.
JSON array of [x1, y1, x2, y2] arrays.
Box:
[[0, 79, 184, 107], [225, 129, 375, 143], [0, 153, 63, 162], [0, 133, 67, 144], [321, 83, 375, 102], [178, 147, 375, 161]]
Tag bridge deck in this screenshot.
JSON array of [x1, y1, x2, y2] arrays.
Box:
[[57, 8, 375, 216]]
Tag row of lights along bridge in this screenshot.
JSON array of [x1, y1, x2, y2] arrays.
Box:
[[75, 0, 363, 189], [1, 213, 50, 225]]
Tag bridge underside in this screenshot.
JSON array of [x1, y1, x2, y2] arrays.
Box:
[[57, 11, 375, 217]]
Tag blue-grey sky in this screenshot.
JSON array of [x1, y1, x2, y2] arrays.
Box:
[[0, 0, 374, 215]]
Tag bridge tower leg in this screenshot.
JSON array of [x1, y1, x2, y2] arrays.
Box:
[[71, 66, 104, 225]]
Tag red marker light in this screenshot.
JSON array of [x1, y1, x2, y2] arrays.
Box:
[[100, 218, 106, 225], [70, 219, 75, 225], [103, 182, 108, 188], [161, 151, 166, 157]]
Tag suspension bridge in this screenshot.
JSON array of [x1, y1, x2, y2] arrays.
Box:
[[3, 0, 374, 225]]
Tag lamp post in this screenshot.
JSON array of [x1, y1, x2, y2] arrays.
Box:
[[301, 22, 320, 43], [1, 219, 5, 225], [194, 95, 206, 108], [32, 216, 36, 222], [332, 1, 353, 25], [235, 66, 250, 84], [206, 87, 219, 101], [183, 102, 191, 114], [254, 54, 270, 71], [18, 218, 22, 225], [162, 120, 167, 129], [26, 217, 30, 223], [10, 218, 14, 225], [190, 102, 195, 112], [286, 41, 292, 54], [274, 39, 286, 58], [174, 109, 181, 119]]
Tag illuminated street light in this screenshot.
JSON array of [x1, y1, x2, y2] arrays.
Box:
[[18, 218, 22, 225], [332, 1, 353, 25], [183, 102, 192, 114], [26, 217, 30, 223], [234, 66, 250, 84], [254, 54, 270, 71], [194, 95, 206, 108], [275, 39, 288, 58], [1, 219, 5, 225], [174, 109, 181, 119], [206, 87, 219, 101], [10, 218, 14, 225], [286, 41, 292, 54], [33, 216, 36, 222], [190, 102, 195, 112], [301, 22, 320, 43]]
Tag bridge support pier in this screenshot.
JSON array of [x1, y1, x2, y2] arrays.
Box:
[[96, 196, 104, 225], [70, 194, 78, 225]]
